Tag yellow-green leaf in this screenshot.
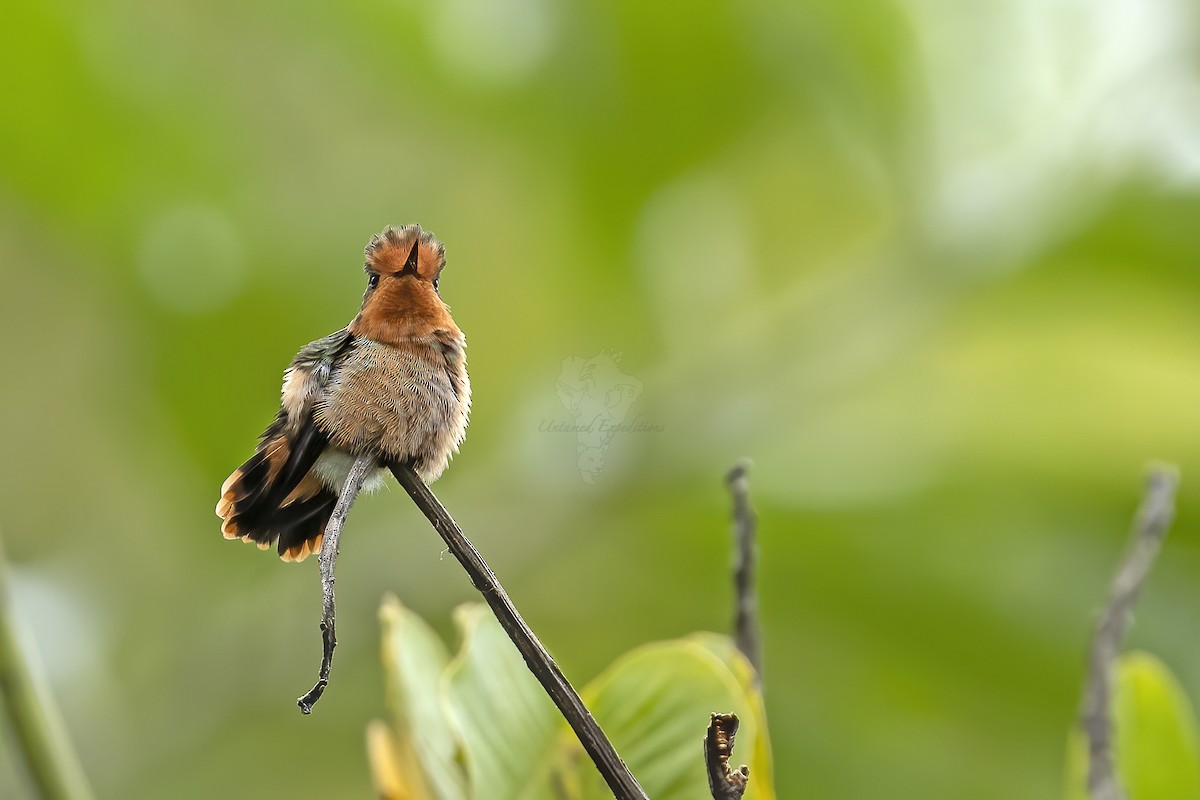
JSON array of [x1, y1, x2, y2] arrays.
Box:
[[1064, 651, 1200, 800], [443, 604, 564, 800], [574, 636, 775, 800], [372, 603, 776, 799], [378, 596, 466, 800], [685, 633, 775, 795], [1115, 651, 1200, 799]]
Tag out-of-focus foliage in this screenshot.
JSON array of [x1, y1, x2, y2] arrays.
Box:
[[371, 596, 465, 800], [2, 0, 1200, 797], [1064, 651, 1200, 800], [368, 599, 773, 799]]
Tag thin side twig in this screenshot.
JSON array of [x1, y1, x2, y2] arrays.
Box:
[[0, 533, 94, 800], [726, 461, 762, 686], [705, 713, 749, 800], [1081, 465, 1179, 800], [298, 453, 376, 714], [388, 462, 648, 800]]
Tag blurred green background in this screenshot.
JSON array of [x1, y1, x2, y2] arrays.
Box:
[[3, 0, 1200, 797]]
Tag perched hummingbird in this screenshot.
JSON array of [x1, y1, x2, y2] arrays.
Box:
[[216, 224, 470, 561]]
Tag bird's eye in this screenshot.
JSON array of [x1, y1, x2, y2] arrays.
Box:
[[432, 278, 440, 293], [367, 273, 380, 290]]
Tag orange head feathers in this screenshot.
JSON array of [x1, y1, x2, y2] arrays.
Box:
[[350, 224, 458, 344], [364, 224, 446, 281]]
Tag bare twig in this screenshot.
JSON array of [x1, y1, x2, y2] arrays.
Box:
[[705, 713, 749, 800], [1081, 465, 1179, 800], [0, 534, 94, 800], [298, 453, 376, 714], [726, 461, 762, 686], [388, 462, 648, 800]]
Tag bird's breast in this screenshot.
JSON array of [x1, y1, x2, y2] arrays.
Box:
[[313, 336, 470, 481]]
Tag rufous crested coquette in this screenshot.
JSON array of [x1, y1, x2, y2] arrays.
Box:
[[216, 224, 470, 561]]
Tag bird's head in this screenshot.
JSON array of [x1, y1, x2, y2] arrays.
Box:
[[350, 224, 458, 343]]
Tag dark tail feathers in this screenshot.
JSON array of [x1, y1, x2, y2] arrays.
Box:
[[217, 438, 336, 562]]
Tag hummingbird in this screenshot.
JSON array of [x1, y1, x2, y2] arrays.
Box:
[[216, 224, 470, 561]]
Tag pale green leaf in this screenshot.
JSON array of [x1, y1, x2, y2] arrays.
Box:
[[1063, 651, 1200, 800], [685, 633, 775, 796], [443, 604, 565, 800], [1064, 726, 1088, 800], [379, 595, 467, 800], [376, 604, 776, 800], [575, 636, 775, 800], [1114, 651, 1200, 799]]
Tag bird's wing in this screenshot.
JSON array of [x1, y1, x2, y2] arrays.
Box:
[[217, 329, 355, 547]]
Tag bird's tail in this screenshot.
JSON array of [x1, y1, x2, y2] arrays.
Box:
[[216, 436, 336, 562]]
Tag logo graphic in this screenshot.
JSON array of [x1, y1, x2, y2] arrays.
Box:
[[548, 350, 651, 483]]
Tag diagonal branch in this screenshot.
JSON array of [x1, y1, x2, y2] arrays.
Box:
[[725, 461, 762, 687], [388, 462, 648, 800], [298, 453, 376, 714], [705, 713, 749, 800], [1081, 465, 1179, 800]]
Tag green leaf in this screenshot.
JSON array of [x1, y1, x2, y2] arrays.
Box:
[[685, 633, 776, 795], [378, 595, 467, 800], [443, 604, 565, 800], [372, 603, 775, 799], [1114, 651, 1200, 799], [1064, 651, 1200, 800], [574, 636, 775, 800], [1064, 726, 1089, 800]]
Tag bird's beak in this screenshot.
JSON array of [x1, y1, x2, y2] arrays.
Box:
[[398, 239, 421, 278]]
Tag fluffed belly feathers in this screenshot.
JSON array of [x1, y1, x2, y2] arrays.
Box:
[[314, 336, 470, 485]]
